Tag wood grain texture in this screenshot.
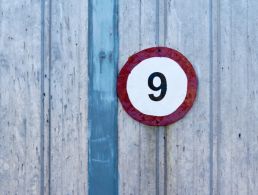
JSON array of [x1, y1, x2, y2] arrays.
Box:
[[216, 0, 258, 194], [1, 0, 258, 194], [0, 0, 42, 194], [118, 0, 160, 195], [118, 1, 142, 194], [49, 0, 88, 194], [166, 0, 212, 194]]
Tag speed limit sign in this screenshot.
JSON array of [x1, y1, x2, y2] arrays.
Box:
[[117, 47, 198, 126]]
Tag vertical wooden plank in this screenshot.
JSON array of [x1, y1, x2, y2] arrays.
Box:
[[50, 0, 88, 194], [118, 1, 141, 194], [166, 0, 211, 194], [41, 0, 51, 194], [140, 0, 159, 194], [88, 0, 118, 194], [0, 0, 42, 194], [211, 0, 219, 194], [217, 0, 258, 194], [246, 1, 258, 193], [119, 0, 159, 195]]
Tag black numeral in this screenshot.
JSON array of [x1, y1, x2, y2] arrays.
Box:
[[148, 72, 167, 101]]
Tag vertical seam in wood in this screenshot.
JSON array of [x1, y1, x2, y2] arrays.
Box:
[[229, 1, 233, 193], [163, 1, 168, 195], [209, 0, 214, 194], [138, 124, 142, 194], [156, 0, 159, 46], [156, 129, 160, 195], [246, 1, 250, 193], [40, 0, 52, 194], [164, 0, 167, 44], [164, 128, 167, 195], [138, 2, 142, 194], [216, 0, 221, 193], [40, 0, 45, 194], [48, 0, 52, 193], [87, 1, 93, 194], [138, 125, 142, 195], [114, 1, 119, 194], [139, 0, 142, 49]]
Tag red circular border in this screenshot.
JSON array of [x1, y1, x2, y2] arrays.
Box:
[[117, 47, 198, 126]]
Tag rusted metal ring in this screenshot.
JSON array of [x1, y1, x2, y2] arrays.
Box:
[[117, 47, 198, 126]]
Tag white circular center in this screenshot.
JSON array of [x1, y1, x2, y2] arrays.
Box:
[[127, 57, 188, 116]]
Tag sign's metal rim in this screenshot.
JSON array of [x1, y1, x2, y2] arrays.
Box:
[[117, 47, 198, 126]]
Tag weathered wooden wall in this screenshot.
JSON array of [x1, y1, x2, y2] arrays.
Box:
[[0, 0, 258, 194]]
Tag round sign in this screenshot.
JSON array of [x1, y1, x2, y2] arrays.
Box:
[[117, 47, 198, 126]]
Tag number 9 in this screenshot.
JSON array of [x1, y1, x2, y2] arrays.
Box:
[[148, 72, 167, 101]]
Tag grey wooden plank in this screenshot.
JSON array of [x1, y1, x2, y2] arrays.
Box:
[[139, 0, 161, 194], [0, 0, 42, 194], [118, 1, 141, 194], [118, 0, 159, 194], [166, 0, 211, 194], [246, 1, 258, 194], [49, 0, 88, 194], [211, 0, 220, 194], [217, 0, 258, 194]]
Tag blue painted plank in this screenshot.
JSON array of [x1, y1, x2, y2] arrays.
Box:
[[88, 0, 118, 194]]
